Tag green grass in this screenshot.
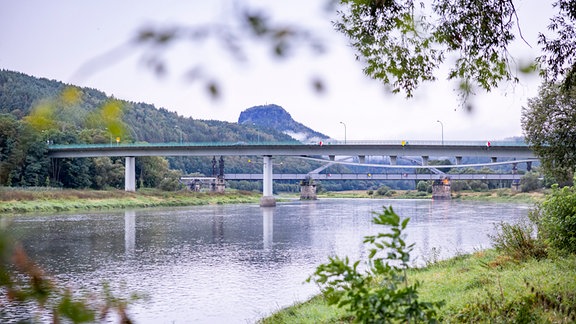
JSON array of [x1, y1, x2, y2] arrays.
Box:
[[1, 188, 543, 214], [0, 188, 261, 214], [317, 188, 544, 203], [260, 250, 576, 323]]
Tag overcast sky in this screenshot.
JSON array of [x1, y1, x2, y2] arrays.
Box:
[[0, 1, 556, 142]]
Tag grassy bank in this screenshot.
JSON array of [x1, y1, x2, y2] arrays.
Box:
[[319, 188, 546, 203], [261, 249, 576, 323], [1, 187, 545, 214], [0, 188, 261, 214]]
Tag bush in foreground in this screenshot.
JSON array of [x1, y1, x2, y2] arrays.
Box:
[[307, 206, 443, 323], [530, 184, 576, 254]]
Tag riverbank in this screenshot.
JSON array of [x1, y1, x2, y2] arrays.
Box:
[[318, 188, 546, 203], [0, 188, 261, 214], [260, 249, 576, 323], [1, 187, 545, 214]]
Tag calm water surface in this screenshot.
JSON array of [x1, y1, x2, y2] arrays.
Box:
[[2, 198, 531, 323]]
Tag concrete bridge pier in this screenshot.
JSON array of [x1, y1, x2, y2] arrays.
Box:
[[125, 156, 136, 192], [260, 155, 276, 207], [390, 156, 397, 165], [422, 156, 429, 166]]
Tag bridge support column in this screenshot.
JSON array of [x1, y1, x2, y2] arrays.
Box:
[[300, 176, 317, 200], [432, 177, 451, 200], [125, 156, 136, 192], [260, 155, 276, 207], [422, 156, 429, 166], [455, 156, 462, 165], [491, 157, 498, 163], [390, 156, 397, 165], [358, 155, 365, 163]]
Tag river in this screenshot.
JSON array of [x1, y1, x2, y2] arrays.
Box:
[[1, 198, 531, 323]]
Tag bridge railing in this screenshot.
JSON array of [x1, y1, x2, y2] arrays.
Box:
[[48, 140, 530, 149]]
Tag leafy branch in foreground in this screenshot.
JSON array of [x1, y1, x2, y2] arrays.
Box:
[[307, 206, 443, 323], [0, 228, 141, 323]]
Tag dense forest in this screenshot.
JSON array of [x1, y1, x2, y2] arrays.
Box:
[[0, 70, 524, 192], [0, 70, 355, 191]]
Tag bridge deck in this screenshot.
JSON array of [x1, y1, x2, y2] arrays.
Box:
[[48, 141, 536, 159]]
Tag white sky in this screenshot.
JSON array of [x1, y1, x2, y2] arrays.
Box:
[[0, 0, 556, 142]]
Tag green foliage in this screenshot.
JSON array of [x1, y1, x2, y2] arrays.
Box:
[[522, 82, 576, 184], [0, 70, 337, 189], [530, 184, 576, 254], [335, 1, 443, 97], [335, 0, 576, 102], [0, 114, 50, 186], [416, 181, 429, 192], [520, 171, 542, 192], [335, 0, 521, 101], [489, 217, 547, 261], [375, 185, 391, 196], [308, 206, 442, 322], [137, 156, 183, 189], [56, 291, 96, 323], [90, 157, 125, 189], [469, 180, 489, 192], [0, 228, 137, 323], [538, 0, 576, 91]]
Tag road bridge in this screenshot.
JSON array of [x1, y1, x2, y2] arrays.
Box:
[[48, 140, 538, 206]]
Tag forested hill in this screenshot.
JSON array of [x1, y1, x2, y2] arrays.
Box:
[[0, 69, 356, 190], [0, 69, 298, 144], [239, 104, 328, 143]]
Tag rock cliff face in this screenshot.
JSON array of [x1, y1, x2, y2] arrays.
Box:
[[238, 104, 328, 143]]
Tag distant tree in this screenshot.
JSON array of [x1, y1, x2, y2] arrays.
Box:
[[136, 156, 181, 189], [522, 82, 576, 184], [469, 180, 489, 192], [520, 171, 542, 192], [0, 114, 21, 184], [451, 180, 470, 192], [90, 157, 125, 189], [416, 180, 429, 192], [0, 115, 50, 186], [376, 185, 391, 196], [55, 158, 92, 188]]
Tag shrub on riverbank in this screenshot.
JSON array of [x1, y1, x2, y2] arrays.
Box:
[[307, 207, 442, 323]]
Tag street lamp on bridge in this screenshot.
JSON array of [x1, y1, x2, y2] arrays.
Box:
[[436, 120, 444, 145], [339, 121, 347, 144], [175, 125, 183, 143]]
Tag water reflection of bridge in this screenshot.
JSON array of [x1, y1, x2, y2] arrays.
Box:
[[123, 208, 275, 255]]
